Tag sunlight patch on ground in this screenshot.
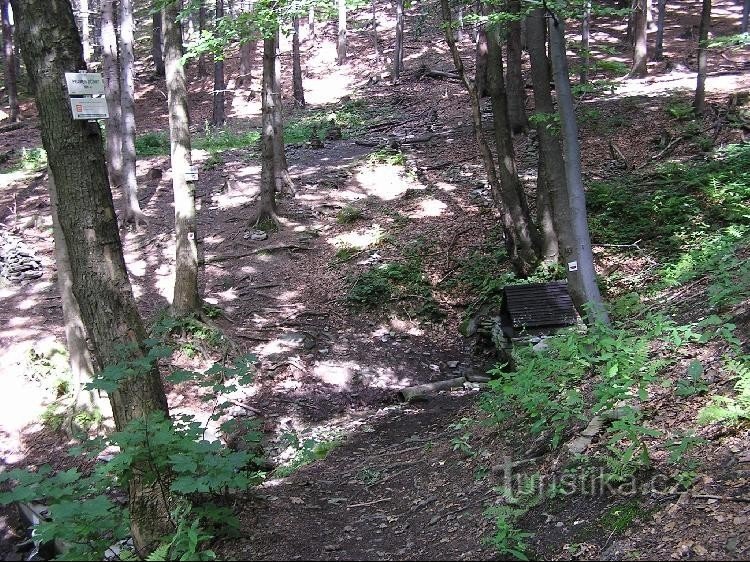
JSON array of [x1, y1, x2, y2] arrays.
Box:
[[328, 224, 385, 250], [609, 71, 750, 100], [408, 198, 447, 219], [353, 163, 421, 201], [211, 164, 261, 209], [254, 332, 306, 358], [374, 317, 425, 337], [311, 360, 360, 389], [229, 90, 262, 119], [434, 180, 457, 192]]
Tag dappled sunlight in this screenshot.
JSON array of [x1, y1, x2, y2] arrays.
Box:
[[328, 224, 385, 250], [254, 332, 306, 358], [211, 163, 261, 209], [311, 360, 359, 389], [353, 162, 422, 200], [408, 197, 447, 219]]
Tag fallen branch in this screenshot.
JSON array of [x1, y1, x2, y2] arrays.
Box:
[[203, 244, 312, 264], [348, 497, 391, 508], [418, 67, 460, 81], [0, 122, 24, 134], [398, 377, 466, 401]]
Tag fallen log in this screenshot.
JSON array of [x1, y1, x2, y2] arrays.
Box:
[[418, 67, 460, 81], [399, 377, 466, 401], [0, 121, 24, 134]]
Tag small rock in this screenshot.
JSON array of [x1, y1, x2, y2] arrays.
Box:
[[323, 544, 340, 552], [447, 361, 459, 369], [429, 364, 440, 372]]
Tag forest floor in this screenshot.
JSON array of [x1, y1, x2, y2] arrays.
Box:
[[2, 0, 750, 560]]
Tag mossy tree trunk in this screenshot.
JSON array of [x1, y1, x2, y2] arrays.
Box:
[[11, 0, 173, 554]]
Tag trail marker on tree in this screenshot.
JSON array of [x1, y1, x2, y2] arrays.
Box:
[[65, 71, 108, 120]]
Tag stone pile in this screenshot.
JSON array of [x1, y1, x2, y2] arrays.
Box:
[[0, 228, 43, 282]]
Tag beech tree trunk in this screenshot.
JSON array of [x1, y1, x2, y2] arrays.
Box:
[[527, 8, 572, 262], [253, 34, 281, 228], [213, 0, 226, 125], [580, 0, 591, 84], [292, 16, 305, 107], [164, 0, 201, 316], [102, 0, 123, 195], [273, 30, 294, 195], [654, 0, 666, 60], [505, 0, 529, 134], [393, 0, 404, 80], [79, 0, 91, 64], [440, 0, 537, 277], [237, 1, 255, 87], [337, 0, 346, 65], [629, 0, 648, 77], [548, 13, 608, 324], [152, 10, 165, 76], [119, 0, 146, 227], [1, 0, 18, 122], [475, 2, 489, 98], [487, 22, 540, 270], [11, 0, 173, 554], [694, 0, 711, 115]]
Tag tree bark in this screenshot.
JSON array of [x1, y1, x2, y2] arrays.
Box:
[[119, 0, 146, 227], [164, 1, 201, 316], [505, 0, 529, 134], [273, 29, 294, 195], [198, 3, 208, 77], [337, 0, 347, 65], [694, 0, 711, 115], [527, 8, 572, 262], [292, 16, 305, 107], [743, 0, 749, 33], [213, 0, 226, 125], [475, 1, 489, 98], [102, 0, 123, 197], [487, 22, 540, 270], [152, 9, 165, 76], [11, 0, 173, 554], [79, 0, 91, 64], [654, 0, 666, 60], [393, 0, 404, 81], [371, 0, 380, 57], [1, 0, 18, 122], [309, 6, 315, 40], [253, 34, 281, 228], [629, 0, 648, 77], [580, 0, 591, 84], [548, 12, 608, 324], [440, 0, 537, 277]]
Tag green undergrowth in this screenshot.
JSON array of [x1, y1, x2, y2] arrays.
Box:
[[284, 98, 373, 144]]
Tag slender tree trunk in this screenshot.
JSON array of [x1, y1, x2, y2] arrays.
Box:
[[152, 10, 165, 76], [743, 0, 749, 33], [536, 159, 559, 263], [440, 0, 536, 277], [102, 0, 123, 195], [371, 0, 380, 57], [654, 0, 666, 60], [527, 7, 571, 262], [49, 168, 105, 435], [694, 0, 711, 115], [456, 3, 464, 41], [12, 1, 173, 554], [119, 0, 146, 227], [1, 0, 18, 122], [580, 0, 591, 84], [238, 41, 255, 87], [506, 0, 529, 134], [273, 30, 293, 195], [164, 1, 201, 316], [487, 22, 540, 269], [253, 34, 281, 228], [475, 1, 488, 97], [292, 16, 305, 108], [337, 0, 347, 65], [198, 3, 208, 77], [629, 0, 648, 77], [213, 0, 226, 125], [393, 0, 404, 80], [309, 6, 315, 40], [548, 13, 608, 324]]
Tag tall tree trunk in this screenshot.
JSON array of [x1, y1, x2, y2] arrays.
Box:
[[12, 0, 173, 554], [337, 0, 347, 65], [102, 0, 123, 195], [371, 0, 380, 57], [212, 0, 226, 125], [273, 29, 293, 195], [440, 0, 537, 277], [80, 0, 91, 64], [487, 22, 540, 269], [308, 6, 315, 40], [1, 0, 18, 122], [393, 0, 404, 80], [198, 3, 208, 77], [292, 16, 305, 107], [253, 34, 281, 228], [743, 0, 749, 33], [654, 0, 666, 60], [694, 0, 711, 115], [119, 0, 146, 227], [475, 1, 489, 98], [536, 159, 558, 263], [152, 10, 165, 76], [238, 40, 255, 87], [164, 1, 201, 316], [580, 0, 591, 84], [548, 13, 608, 324], [527, 7, 572, 263], [629, 0, 648, 77], [49, 168, 105, 435], [505, 0, 529, 134]]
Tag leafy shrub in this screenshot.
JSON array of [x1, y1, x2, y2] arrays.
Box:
[[336, 205, 363, 224]]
